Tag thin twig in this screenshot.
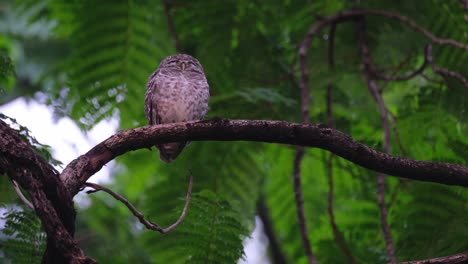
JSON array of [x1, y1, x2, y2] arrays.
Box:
[[84, 174, 193, 234], [257, 197, 288, 264], [461, 0, 468, 11], [299, 9, 467, 55], [371, 49, 428, 81], [295, 9, 319, 262], [357, 19, 397, 264], [12, 179, 34, 209], [387, 179, 406, 210], [328, 22, 337, 68], [421, 73, 444, 84], [399, 251, 468, 264], [379, 50, 414, 73], [388, 113, 407, 157], [293, 147, 317, 264], [425, 44, 468, 89], [162, 0, 182, 53], [325, 86, 357, 264], [386, 114, 407, 210]]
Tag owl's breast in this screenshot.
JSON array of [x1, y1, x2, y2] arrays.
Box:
[[155, 74, 209, 123]]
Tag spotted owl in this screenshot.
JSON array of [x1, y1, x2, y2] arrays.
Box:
[[145, 54, 209, 163]]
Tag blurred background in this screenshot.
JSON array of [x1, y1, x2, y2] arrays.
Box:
[[0, 0, 467, 263]]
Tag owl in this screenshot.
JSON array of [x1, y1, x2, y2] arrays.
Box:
[[145, 54, 210, 163]]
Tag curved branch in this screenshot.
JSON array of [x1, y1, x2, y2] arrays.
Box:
[[371, 49, 428, 81], [162, 0, 182, 52], [84, 174, 192, 234], [426, 44, 468, 89], [60, 119, 468, 196], [292, 147, 317, 264], [0, 120, 95, 263], [12, 179, 34, 209], [325, 87, 357, 264], [358, 19, 397, 263], [299, 9, 467, 56], [257, 197, 288, 264], [296, 4, 318, 261]]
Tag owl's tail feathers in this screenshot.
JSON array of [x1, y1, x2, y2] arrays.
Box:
[[157, 142, 186, 163]]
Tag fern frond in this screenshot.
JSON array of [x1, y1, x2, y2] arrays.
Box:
[[139, 189, 247, 264], [0, 209, 45, 264], [51, 0, 174, 129]]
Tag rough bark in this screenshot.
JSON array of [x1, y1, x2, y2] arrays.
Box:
[[59, 119, 468, 197], [399, 251, 468, 264], [0, 120, 96, 264]]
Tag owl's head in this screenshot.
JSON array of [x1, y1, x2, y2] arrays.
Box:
[[160, 54, 204, 74]]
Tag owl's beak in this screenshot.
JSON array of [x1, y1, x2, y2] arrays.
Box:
[[180, 62, 186, 71]]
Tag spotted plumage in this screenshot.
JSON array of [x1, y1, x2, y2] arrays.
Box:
[[145, 54, 209, 163]]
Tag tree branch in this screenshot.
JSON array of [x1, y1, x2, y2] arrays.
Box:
[[257, 197, 288, 264], [299, 9, 467, 58], [357, 19, 397, 263], [399, 251, 468, 264], [370, 48, 428, 82], [325, 87, 357, 264], [162, 0, 183, 53], [425, 44, 468, 89], [11, 179, 34, 209], [84, 174, 192, 234], [59, 119, 468, 196], [0, 120, 96, 263], [293, 147, 317, 264], [295, 6, 318, 262], [327, 22, 337, 70]]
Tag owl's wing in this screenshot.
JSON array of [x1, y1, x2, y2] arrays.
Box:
[[144, 69, 161, 125]]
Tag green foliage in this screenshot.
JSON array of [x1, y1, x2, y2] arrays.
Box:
[[0, 53, 15, 93], [0, 41, 15, 94], [0, 209, 46, 264], [1, 0, 467, 263], [109, 142, 261, 263], [50, 0, 175, 129], [142, 190, 248, 264], [0, 113, 61, 166], [77, 187, 248, 264]]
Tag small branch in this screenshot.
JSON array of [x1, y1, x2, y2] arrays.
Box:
[[386, 114, 407, 211], [357, 19, 396, 264], [371, 49, 428, 81], [295, 14, 318, 262], [293, 148, 317, 264], [328, 22, 337, 69], [299, 9, 467, 55], [12, 179, 34, 210], [162, 0, 182, 52], [325, 87, 357, 264], [84, 174, 192, 234], [421, 73, 444, 84], [399, 251, 468, 264], [389, 113, 407, 156], [460, 0, 468, 11], [379, 50, 413, 73], [425, 44, 468, 89], [257, 197, 288, 264], [387, 179, 405, 210]]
